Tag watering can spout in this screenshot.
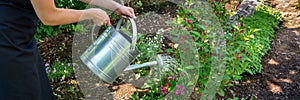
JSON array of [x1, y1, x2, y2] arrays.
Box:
[[123, 54, 172, 71], [124, 61, 158, 71]]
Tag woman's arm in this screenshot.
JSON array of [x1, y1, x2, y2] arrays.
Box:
[[30, 0, 110, 26], [79, 0, 122, 12]]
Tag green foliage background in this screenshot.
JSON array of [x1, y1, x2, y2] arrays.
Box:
[[34, 0, 87, 41]]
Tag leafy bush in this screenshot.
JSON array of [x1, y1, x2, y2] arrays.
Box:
[[128, 29, 184, 99], [35, 0, 87, 41], [238, 4, 282, 74], [129, 0, 281, 99], [45, 60, 74, 82], [176, 0, 281, 99]]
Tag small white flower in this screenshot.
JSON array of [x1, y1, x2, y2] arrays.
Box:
[[174, 44, 179, 49]]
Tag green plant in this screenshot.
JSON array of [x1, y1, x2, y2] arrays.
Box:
[[233, 4, 281, 74], [129, 17, 198, 99], [130, 0, 144, 8], [176, 1, 227, 99], [45, 60, 74, 82], [35, 0, 87, 41], [131, 32, 172, 99], [175, 0, 281, 99]]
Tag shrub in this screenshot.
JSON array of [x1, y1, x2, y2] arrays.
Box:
[[176, 0, 281, 99], [35, 0, 87, 41]]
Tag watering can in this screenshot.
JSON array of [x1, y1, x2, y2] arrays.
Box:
[[80, 17, 174, 84], [80, 17, 140, 84]]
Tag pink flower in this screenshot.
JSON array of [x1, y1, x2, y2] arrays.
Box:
[[68, 63, 71, 67], [236, 22, 240, 27], [170, 76, 175, 80], [195, 16, 198, 21], [212, 0, 216, 2], [174, 89, 184, 95], [60, 76, 65, 81], [165, 83, 170, 87], [53, 68, 56, 73], [160, 85, 168, 95], [187, 20, 193, 24], [174, 90, 180, 95], [176, 85, 185, 91], [188, 27, 193, 32], [45, 67, 49, 73], [237, 55, 241, 60], [45, 63, 49, 67], [174, 85, 185, 95]]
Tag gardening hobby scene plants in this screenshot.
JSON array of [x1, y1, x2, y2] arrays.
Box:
[[34, 0, 299, 99]]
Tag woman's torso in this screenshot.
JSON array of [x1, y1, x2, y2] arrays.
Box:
[[0, 0, 38, 48]]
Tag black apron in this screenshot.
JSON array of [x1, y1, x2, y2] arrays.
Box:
[[0, 0, 54, 99]]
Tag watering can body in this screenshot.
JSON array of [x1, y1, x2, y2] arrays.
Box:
[[80, 18, 139, 84]]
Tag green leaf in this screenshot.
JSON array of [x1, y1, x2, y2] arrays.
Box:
[[188, 81, 194, 86], [185, 65, 195, 69], [191, 31, 201, 37], [218, 90, 225, 97], [196, 24, 205, 30]]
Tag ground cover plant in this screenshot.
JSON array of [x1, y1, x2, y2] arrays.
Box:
[[37, 0, 283, 99]]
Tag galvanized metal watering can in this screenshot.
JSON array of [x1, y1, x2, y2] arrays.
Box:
[[80, 17, 140, 84], [80, 17, 174, 84]]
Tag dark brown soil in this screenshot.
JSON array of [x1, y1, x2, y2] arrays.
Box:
[[37, 33, 73, 64], [223, 0, 300, 99]]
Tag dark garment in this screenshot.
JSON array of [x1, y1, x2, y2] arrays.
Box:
[[0, 0, 54, 100]]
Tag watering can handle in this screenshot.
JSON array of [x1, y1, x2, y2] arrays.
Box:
[[115, 17, 138, 50], [90, 17, 138, 50]]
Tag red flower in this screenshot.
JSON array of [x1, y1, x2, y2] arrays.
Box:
[[174, 85, 185, 95], [165, 82, 170, 87], [165, 76, 169, 81], [160, 85, 168, 95], [170, 76, 175, 80], [237, 55, 241, 60], [240, 29, 244, 33], [187, 20, 193, 24], [195, 16, 199, 21], [188, 27, 193, 32]]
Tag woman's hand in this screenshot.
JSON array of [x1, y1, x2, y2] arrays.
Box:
[[114, 6, 136, 19], [82, 8, 111, 26]]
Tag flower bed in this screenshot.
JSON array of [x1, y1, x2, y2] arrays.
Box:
[[37, 0, 282, 99]]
